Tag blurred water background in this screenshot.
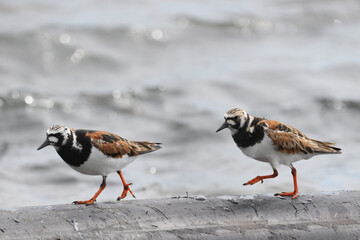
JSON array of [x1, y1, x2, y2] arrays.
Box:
[[0, 0, 359, 208]]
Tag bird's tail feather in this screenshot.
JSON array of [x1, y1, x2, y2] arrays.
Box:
[[131, 141, 162, 155], [312, 140, 342, 154]]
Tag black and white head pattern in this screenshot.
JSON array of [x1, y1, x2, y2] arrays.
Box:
[[224, 108, 250, 131], [46, 125, 72, 147]]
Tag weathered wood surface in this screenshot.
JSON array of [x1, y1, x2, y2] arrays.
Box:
[[0, 191, 359, 239]]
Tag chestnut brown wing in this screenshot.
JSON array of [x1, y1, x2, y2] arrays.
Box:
[[86, 131, 138, 158], [258, 120, 341, 155], [86, 131, 162, 158]]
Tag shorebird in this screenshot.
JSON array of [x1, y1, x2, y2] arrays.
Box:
[[38, 125, 161, 204], [216, 108, 341, 198]]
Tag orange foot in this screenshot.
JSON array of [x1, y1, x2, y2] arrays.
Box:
[[275, 166, 299, 199], [117, 183, 136, 201], [243, 176, 265, 185], [72, 199, 96, 205], [275, 191, 298, 199], [72, 176, 107, 205], [243, 170, 279, 186]]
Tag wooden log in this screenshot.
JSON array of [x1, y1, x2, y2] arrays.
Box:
[[0, 191, 359, 239]]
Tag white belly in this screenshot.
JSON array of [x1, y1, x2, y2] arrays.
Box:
[[238, 134, 311, 168], [70, 147, 137, 176]]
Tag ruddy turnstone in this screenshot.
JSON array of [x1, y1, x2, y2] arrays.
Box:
[[37, 125, 162, 205], [216, 108, 341, 198]]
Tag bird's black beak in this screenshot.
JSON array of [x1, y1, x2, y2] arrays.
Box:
[[216, 121, 228, 132], [37, 139, 50, 150]]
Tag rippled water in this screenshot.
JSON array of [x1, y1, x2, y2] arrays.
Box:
[[0, 0, 359, 208]]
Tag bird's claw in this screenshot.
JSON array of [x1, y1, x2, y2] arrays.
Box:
[[275, 191, 298, 199], [117, 183, 136, 200], [243, 176, 264, 186], [72, 199, 96, 205]]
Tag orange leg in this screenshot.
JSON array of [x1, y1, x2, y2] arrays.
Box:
[[73, 176, 107, 205], [275, 166, 298, 199], [243, 169, 278, 185], [117, 171, 136, 201]]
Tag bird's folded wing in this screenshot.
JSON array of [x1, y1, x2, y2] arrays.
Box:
[[86, 131, 138, 158], [258, 120, 319, 155]]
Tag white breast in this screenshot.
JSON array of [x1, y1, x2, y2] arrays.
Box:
[[238, 134, 312, 168], [69, 147, 137, 176]]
